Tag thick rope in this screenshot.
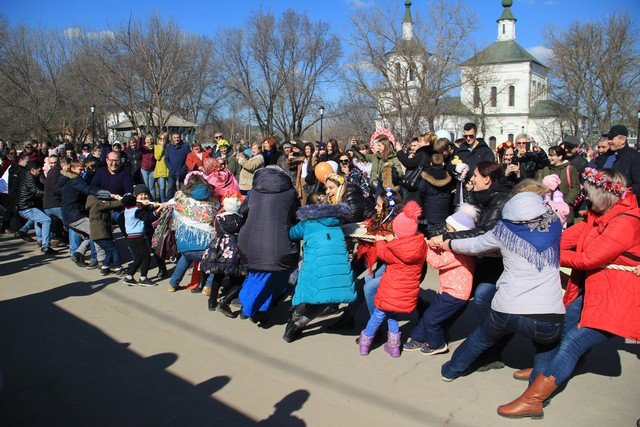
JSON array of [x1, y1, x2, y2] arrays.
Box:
[[605, 264, 638, 272]]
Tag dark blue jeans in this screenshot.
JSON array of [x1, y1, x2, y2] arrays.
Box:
[[442, 309, 563, 380], [410, 292, 467, 348], [538, 296, 611, 386]]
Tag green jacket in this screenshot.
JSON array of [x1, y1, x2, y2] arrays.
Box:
[[353, 151, 404, 187], [85, 195, 123, 241]]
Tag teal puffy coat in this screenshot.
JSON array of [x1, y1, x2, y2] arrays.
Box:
[[289, 203, 355, 306]]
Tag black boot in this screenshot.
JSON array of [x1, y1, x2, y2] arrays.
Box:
[[208, 295, 217, 311], [216, 285, 241, 318], [283, 320, 303, 343], [192, 273, 208, 293]]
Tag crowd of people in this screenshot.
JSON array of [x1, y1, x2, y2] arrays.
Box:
[[0, 122, 639, 420]]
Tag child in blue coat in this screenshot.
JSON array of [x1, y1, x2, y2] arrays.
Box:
[[283, 192, 356, 342]]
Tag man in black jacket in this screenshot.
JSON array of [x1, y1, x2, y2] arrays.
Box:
[[562, 135, 588, 177], [43, 155, 67, 244], [17, 161, 56, 254], [455, 123, 496, 175], [607, 125, 640, 206]]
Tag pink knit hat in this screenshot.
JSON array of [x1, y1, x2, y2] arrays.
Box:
[[392, 201, 422, 238], [542, 174, 561, 192]]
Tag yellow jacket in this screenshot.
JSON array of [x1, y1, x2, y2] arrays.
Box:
[[153, 143, 169, 178]]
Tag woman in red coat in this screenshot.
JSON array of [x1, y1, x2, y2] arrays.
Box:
[[498, 168, 640, 420], [358, 201, 427, 358], [185, 142, 211, 172]]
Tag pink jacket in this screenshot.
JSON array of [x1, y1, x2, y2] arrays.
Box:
[[426, 247, 475, 300]]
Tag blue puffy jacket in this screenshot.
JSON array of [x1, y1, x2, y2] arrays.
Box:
[[289, 203, 355, 306]]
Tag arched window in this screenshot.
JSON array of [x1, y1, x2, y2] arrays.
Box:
[[395, 63, 402, 81], [508, 133, 514, 142], [502, 24, 505, 34], [409, 66, 415, 81], [490, 86, 497, 107], [508, 85, 515, 107], [473, 85, 480, 108]]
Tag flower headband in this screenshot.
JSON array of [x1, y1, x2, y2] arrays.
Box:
[[369, 128, 396, 147], [184, 170, 207, 186], [382, 187, 397, 223], [582, 167, 628, 199], [325, 172, 345, 185]]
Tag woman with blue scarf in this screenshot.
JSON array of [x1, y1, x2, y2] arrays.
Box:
[[167, 174, 219, 292], [438, 191, 565, 386]]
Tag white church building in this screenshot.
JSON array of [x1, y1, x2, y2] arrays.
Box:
[[378, 0, 563, 150]]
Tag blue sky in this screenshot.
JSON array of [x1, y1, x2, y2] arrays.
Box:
[[1, 0, 636, 65]]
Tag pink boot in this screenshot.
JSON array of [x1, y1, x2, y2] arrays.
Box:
[[384, 331, 401, 358], [359, 331, 374, 356]]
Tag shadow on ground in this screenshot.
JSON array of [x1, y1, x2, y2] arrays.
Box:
[[0, 279, 308, 426]]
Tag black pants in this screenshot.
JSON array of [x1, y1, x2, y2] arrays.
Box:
[[127, 236, 151, 277]]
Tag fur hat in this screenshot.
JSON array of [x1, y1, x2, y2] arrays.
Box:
[[222, 196, 241, 214], [542, 174, 561, 192], [392, 200, 422, 238], [446, 203, 478, 232]]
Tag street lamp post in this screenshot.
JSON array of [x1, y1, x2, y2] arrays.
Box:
[[637, 109, 640, 148], [319, 105, 325, 142], [90, 104, 96, 143]]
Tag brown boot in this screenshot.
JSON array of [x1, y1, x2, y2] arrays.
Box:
[[512, 368, 533, 381], [497, 374, 557, 419]]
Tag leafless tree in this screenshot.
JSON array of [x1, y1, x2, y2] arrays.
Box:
[[545, 12, 640, 142], [217, 9, 341, 141], [343, 0, 476, 143]]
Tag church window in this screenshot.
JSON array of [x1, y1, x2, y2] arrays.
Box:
[[508, 85, 515, 107], [409, 66, 415, 81], [473, 85, 480, 108], [490, 86, 497, 107], [502, 24, 505, 35], [508, 133, 514, 142], [395, 63, 402, 81]]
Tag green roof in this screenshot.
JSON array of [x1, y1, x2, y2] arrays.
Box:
[[530, 100, 562, 118], [461, 40, 545, 67], [497, 6, 516, 22], [404, 0, 413, 23], [439, 97, 473, 116]]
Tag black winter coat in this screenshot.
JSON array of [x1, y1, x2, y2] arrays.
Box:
[[59, 172, 105, 225], [342, 183, 376, 223], [443, 178, 513, 285], [17, 172, 44, 211], [611, 145, 640, 206], [518, 150, 549, 179], [455, 140, 495, 176], [43, 166, 62, 209], [7, 164, 26, 208], [418, 165, 454, 230], [238, 167, 300, 271], [200, 213, 247, 276]]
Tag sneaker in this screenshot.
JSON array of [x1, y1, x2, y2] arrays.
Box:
[[85, 259, 99, 270], [123, 277, 138, 286], [420, 343, 449, 356], [403, 338, 428, 352], [72, 252, 85, 267], [40, 247, 56, 255], [99, 267, 111, 276], [167, 284, 179, 292], [111, 267, 125, 276], [441, 375, 455, 383], [216, 302, 237, 318], [15, 231, 35, 242], [201, 287, 211, 296], [155, 268, 169, 280], [137, 277, 156, 287]]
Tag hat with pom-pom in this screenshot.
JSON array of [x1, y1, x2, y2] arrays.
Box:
[[542, 174, 561, 192], [392, 200, 422, 238], [446, 203, 478, 232]]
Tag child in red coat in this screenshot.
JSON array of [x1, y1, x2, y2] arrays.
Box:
[[359, 201, 427, 357]]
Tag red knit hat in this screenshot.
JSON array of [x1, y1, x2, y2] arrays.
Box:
[[392, 201, 422, 238]]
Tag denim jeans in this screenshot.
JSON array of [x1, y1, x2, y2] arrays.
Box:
[[94, 238, 121, 267], [442, 309, 563, 380], [140, 169, 155, 199], [19, 208, 51, 249], [364, 307, 399, 337], [44, 207, 62, 221], [471, 282, 497, 324], [538, 297, 611, 386], [169, 250, 204, 288], [363, 264, 386, 316], [155, 177, 167, 202], [167, 176, 183, 200], [411, 292, 467, 348]]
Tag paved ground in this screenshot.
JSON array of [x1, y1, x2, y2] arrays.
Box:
[[0, 234, 638, 426]]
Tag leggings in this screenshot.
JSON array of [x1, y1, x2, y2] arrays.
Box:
[[127, 236, 151, 277]]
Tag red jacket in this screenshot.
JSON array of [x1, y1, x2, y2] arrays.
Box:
[[186, 149, 211, 172], [561, 192, 640, 341], [374, 233, 427, 313]]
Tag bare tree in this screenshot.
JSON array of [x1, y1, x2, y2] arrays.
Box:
[[344, 0, 476, 143], [545, 12, 640, 142], [217, 9, 341, 141]]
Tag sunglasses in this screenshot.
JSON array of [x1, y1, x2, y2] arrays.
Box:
[[463, 134, 475, 139], [516, 141, 527, 145], [339, 159, 350, 164], [214, 136, 222, 139]]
